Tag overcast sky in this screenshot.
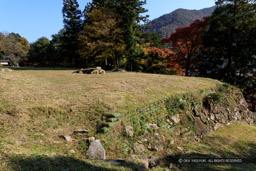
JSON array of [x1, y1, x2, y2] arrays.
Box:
[[0, 0, 215, 43]]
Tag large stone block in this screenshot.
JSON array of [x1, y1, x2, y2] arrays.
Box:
[[86, 140, 106, 160]]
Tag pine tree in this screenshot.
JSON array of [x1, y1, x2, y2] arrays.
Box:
[[202, 0, 256, 82], [201, 0, 256, 110], [117, 0, 149, 71], [83, 0, 149, 70], [62, 0, 83, 67]]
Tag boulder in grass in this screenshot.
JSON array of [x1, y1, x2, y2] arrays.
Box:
[[91, 70, 99, 74], [147, 123, 159, 130], [124, 125, 134, 137], [149, 156, 160, 168], [73, 129, 89, 134], [148, 133, 166, 151], [134, 143, 146, 153], [75, 67, 105, 75], [86, 140, 106, 160], [59, 135, 72, 142], [171, 114, 180, 124], [129, 155, 149, 170]]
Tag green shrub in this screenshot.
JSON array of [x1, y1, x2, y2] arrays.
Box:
[[218, 84, 230, 93], [205, 92, 223, 103]]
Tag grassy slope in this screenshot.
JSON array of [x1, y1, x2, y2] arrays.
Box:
[[0, 69, 219, 112], [0, 69, 220, 137], [3, 68, 249, 170], [179, 122, 256, 171], [151, 122, 256, 171]]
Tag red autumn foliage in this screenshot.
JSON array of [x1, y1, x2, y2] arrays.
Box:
[[147, 47, 173, 58], [146, 47, 185, 75], [164, 17, 209, 76]]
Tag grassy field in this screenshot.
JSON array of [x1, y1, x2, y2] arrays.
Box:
[[2, 68, 254, 170], [148, 122, 256, 171], [177, 122, 256, 171], [0, 68, 220, 112], [0, 68, 220, 134]]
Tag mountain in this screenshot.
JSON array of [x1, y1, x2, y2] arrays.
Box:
[[146, 6, 216, 38]]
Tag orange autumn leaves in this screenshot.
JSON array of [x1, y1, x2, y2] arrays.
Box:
[[145, 46, 185, 75], [161, 18, 209, 76]]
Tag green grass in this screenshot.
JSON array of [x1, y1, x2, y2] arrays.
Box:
[[169, 122, 256, 171], [0, 68, 233, 170]]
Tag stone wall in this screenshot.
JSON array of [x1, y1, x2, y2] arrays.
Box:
[[94, 84, 255, 168]]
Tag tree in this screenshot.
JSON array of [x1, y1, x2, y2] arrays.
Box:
[[201, 0, 256, 82], [0, 33, 29, 65], [201, 0, 256, 110], [165, 18, 209, 76], [138, 32, 183, 74], [141, 32, 164, 48], [27, 37, 50, 66], [83, 0, 149, 70], [18, 37, 30, 55], [241, 73, 256, 112], [62, 0, 83, 67], [0, 33, 6, 58], [47, 29, 67, 66], [78, 7, 125, 69], [117, 0, 149, 71], [140, 45, 183, 75]]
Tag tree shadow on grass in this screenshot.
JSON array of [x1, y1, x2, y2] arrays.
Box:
[[5, 155, 145, 171], [163, 136, 256, 171]]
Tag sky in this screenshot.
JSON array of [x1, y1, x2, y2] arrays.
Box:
[[0, 0, 215, 43]]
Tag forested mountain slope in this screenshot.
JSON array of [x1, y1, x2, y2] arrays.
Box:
[[147, 6, 215, 38]]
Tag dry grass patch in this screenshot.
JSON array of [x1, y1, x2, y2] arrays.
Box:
[[177, 122, 256, 171], [0, 68, 221, 170], [0, 70, 220, 112]]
